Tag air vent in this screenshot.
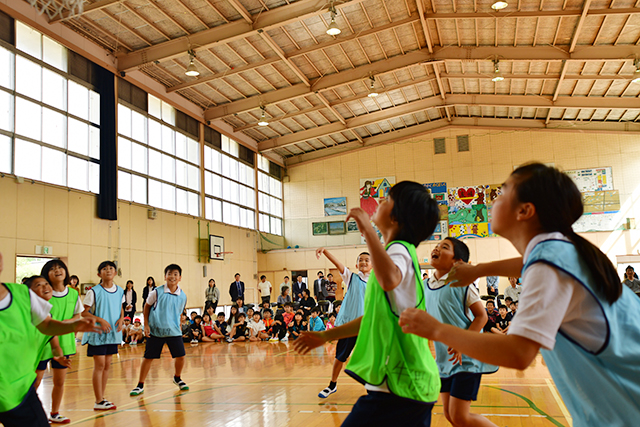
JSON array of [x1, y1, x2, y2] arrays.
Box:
[[457, 135, 470, 152], [434, 138, 446, 154]]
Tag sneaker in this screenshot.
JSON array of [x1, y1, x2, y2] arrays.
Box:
[[130, 386, 144, 396], [130, 341, 137, 345], [190, 339, 198, 344], [280, 336, 288, 342], [318, 386, 337, 398], [94, 400, 117, 410], [225, 337, 233, 343], [173, 378, 189, 391], [268, 337, 279, 342], [49, 414, 70, 424]]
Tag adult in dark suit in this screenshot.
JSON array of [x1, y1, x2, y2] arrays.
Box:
[[313, 271, 328, 300], [229, 273, 245, 302], [292, 275, 307, 302]]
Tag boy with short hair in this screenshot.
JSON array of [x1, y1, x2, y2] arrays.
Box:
[[130, 264, 189, 396], [214, 312, 228, 338], [258, 275, 272, 305], [248, 312, 269, 341], [190, 316, 203, 343], [483, 300, 499, 333], [81, 260, 125, 411], [189, 311, 197, 324], [227, 313, 248, 342], [270, 303, 291, 341], [314, 248, 371, 398], [308, 307, 326, 332], [491, 305, 511, 334]]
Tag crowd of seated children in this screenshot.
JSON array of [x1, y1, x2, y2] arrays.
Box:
[[491, 305, 511, 334]]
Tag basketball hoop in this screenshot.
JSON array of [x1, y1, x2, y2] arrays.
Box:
[[28, 0, 84, 20], [214, 251, 233, 258]]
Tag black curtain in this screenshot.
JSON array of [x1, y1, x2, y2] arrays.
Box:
[[96, 66, 117, 220]]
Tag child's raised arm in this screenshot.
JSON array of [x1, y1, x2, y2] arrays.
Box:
[[316, 248, 345, 275], [346, 208, 402, 292], [447, 258, 524, 288]]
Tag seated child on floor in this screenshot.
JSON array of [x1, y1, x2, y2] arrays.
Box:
[[248, 312, 269, 342]]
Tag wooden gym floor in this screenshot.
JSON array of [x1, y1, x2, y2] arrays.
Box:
[[35, 341, 572, 427]]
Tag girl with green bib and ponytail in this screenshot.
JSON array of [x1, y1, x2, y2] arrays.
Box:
[[294, 181, 441, 427], [0, 252, 99, 427]]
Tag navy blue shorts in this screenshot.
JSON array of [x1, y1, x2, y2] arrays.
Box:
[[335, 336, 358, 362], [342, 391, 433, 427], [440, 372, 483, 401], [0, 383, 49, 427], [144, 335, 185, 359], [87, 344, 118, 357], [36, 356, 70, 370]]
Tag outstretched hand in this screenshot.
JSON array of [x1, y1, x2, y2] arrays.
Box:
[[292, 331, 327, 355], [346, 208, 371, 233], [73, 317, 104, 334], [315, 248, 325, 259], [398, 308, 441, 341], [446, 262, 479, 288], [448, 347, 462, 365]]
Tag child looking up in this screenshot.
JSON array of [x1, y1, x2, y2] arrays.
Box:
[[426, 237, 498, 427], [314, 247, 371, 398], [399, 163, 640, 426], [308, 307, 326, 332], [295, 181, 442, 426], [288, 312, 306, 340], [81, 261, 125, 411], [130, 264, 189, 396], [491, 305, 511, 334]]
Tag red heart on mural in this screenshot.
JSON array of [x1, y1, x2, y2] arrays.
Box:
[[458, 188, 475, 198]]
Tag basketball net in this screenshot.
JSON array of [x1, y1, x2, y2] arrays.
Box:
[[28, 0, 84, 20]]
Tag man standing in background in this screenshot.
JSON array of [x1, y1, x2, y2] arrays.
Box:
[[313, 271, 328, 301], [229, 274, 245, 302], [257, 276, 272, 305]]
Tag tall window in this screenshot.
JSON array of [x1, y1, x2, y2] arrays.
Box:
[[117, 95, 200, 216], [257, 155, 283, 236], [203, 135, 256, 229], [0, 22, 100, 192]]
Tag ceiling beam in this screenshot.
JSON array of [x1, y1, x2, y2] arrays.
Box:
[[257, 30, 310, 87], [49, 0, 120, 23], [569, 0, 593, 53], [260, 93, 640, 151], [283, 116, 640, 166], [415, 0, 434, 53], [227, 0, 253, 24], [116, 0, 369, 72], [425, 5, 638, 20], [204, 45, 638, 120], [166, 14, 420, 94], [553, 61, 569, 101]]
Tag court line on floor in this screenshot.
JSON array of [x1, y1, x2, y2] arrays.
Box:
[[545, 379, 573, 426], [485, 385, 566, 427]]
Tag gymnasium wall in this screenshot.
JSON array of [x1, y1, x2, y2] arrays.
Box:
[[259, 128, 640, 295], [0, 176, 266, 308]]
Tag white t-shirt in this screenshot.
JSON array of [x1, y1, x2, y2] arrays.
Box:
[[504, 284, 522, 302], [247, 319, 266, 336], [365, 243, 420, 393], [428, 272, 481, 314], [83, 284, 125, 308], [279, 281, 290, 292], [258, 281, 272, 296], [0, 287, 52, 326], [508, 232, 607, 352], [146, 285, 183, 307], [53, 287, 84, 315]]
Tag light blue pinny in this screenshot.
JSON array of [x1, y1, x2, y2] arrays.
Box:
[[81, 285, 124, 346], [335, 270, 367, 327], [149, 285, 187, 337], [524, 239, 640, 426], [425, 279, 498, 379]]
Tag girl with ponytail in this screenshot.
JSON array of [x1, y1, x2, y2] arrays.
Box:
[[399, 163, 640, 426]]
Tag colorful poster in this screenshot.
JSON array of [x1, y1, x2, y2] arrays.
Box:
[[448, 186, 490, 239], [360, 176, 395, 218], [572, 213, 624, 233], [582, 190, 620, 214], [324, 197, 347, 216], [424, 182, 448, 220], [566, 167, 613, 192], [427, 220, 449, 241]]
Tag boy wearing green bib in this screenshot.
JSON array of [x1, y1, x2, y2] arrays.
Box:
[[0, 252, 99, 427], [294, 182, 441, 426]]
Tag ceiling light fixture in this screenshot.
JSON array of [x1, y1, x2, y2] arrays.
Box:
[[633, 59, 640, 84], [367, 75, 379, 98], [185, 49, 199, 77], [326, 2, 341, 36], [491, 1, 508, 10], [492, 59, 504, 82], [258, 106, 269, 127]]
